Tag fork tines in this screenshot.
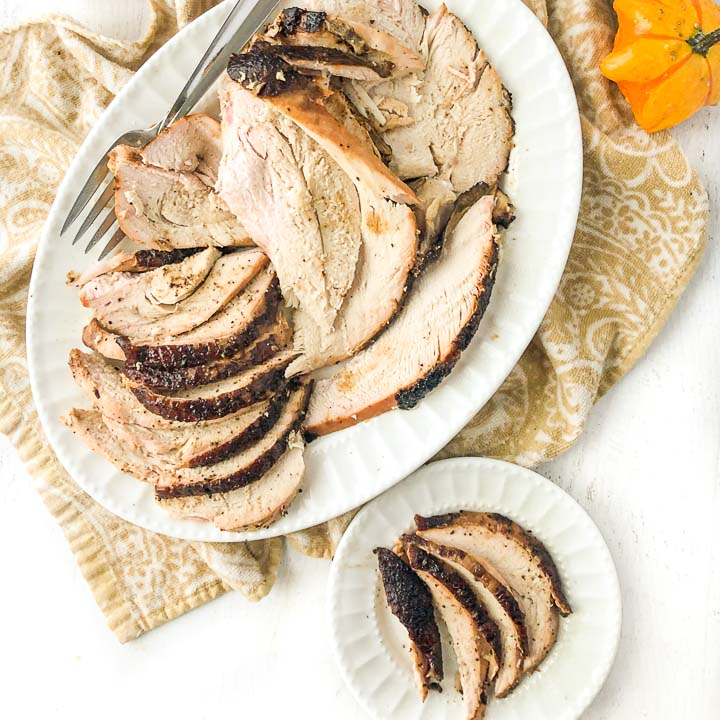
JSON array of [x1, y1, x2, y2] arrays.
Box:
[[62, 154, 127, 258]]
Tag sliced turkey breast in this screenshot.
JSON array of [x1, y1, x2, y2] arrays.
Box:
[[404, 534, 527, 698], [154, 379, 312, 498], [304, 0, 427, 53], [109, 145, 251, 249], [82, 249, 268, 343], [63, 408, 164, 478], [64, 392, 286, 476], [156, 442, 305, 532], [130, 352, 294, 423], [264, 7, 423, 74], [79, 246, 219, 308], [69, 350, 295, 467], [218, 76, 362, 336], [410, 177, 457, 274], [415, 512, 572, 674], [82, 320, 125, 361], [105, 394, 286, 469], [117, 266, 281, 367], [68, 247, 202, 288], [69, 349, 192, 429], [224, 57, 416, 205], [304, 187, 498, 436], [288, 184, 418, 375], [124, 312, 291, 392], [139, 114, 224, 185], [405, 544, 498, 720], [363, 5, 514, 194], [375, 547, 443, 701]]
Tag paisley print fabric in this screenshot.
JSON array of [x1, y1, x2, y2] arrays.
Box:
[[0, 0, 707, 637]]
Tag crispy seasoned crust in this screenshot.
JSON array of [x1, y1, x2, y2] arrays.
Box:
[[403, 532, 528, 697], [117, 278, 282, 368], [251, 40, 392, 78], [396, 241, 498, 410], [128, 248, 203, 269], [185, 392, 288, 468], [154, 380, 312, 498], [415, 513, 462, 531], [275, 7, 328, 35], [227, 51, 308, 97], [123, 315, 292, 392], [404, 543, 502, 673], [129, 355, 292, 423], [415, 512, 572, 616], [156, 421, 292, 498], [374, 547, 444, 694]]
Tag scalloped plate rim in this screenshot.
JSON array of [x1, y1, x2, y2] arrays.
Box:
[[328, 458, 622, 720]]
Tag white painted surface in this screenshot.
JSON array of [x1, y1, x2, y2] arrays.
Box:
[[0, 3, 717, 719]]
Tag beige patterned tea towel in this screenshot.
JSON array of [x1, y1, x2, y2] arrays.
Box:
[[0, 0, 284, 643], [0, 0, 708, 633]]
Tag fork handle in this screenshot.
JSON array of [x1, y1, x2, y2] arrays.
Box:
[[159, 0, 282, 133]]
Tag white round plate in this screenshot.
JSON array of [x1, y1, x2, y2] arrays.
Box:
[[329, 458, 621, 720], [27, 0, 583, 541]]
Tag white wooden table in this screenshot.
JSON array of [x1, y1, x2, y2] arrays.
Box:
[[0, 2, 718, 718]]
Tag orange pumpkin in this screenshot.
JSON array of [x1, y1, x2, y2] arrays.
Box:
[[601, 0, 720, 132]]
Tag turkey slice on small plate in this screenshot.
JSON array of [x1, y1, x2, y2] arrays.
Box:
[[416, 512, 572, 673]]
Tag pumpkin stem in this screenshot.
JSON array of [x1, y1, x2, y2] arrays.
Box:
[[687, 28, 720, 57]]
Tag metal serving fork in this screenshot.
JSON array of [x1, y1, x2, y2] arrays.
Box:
[[61, 0, 281, 260]]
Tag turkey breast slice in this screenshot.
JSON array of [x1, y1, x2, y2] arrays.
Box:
[[218, 76, 362, 334], [139, 113, 224, 185], [415, 512, 572, 673], [288, 183, 418, 375], [403, 534, 528, 698], [68, 248, 203, 288], [224, 56, 416, 205], [68, 351, 294, 469], [116, 266, 281, 368], [304, 188, 497, 436], [405, 544, 497, 720], [375, 547, 443, 701], [79, 247, 219, 309], [109, 144, 251, 249], [82, 249, 268, 343], [83, 269, 280, 367], [363, 5, 514, 193], [156, 442, 305, 532], [129, 352, 295, 423], [154, 379, 312, 498], [104, 393, 286, 469], [123, 312, 291, 392]]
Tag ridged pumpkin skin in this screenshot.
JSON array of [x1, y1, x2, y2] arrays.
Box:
[[601, 0, 720, 132]]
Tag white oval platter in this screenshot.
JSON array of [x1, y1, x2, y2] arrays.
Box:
[[27, 0, 583, 540]]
